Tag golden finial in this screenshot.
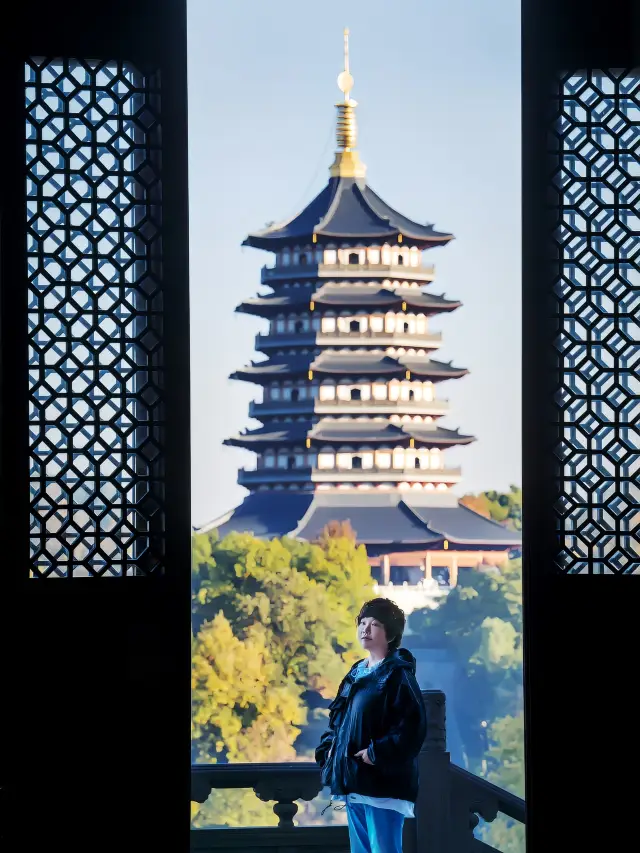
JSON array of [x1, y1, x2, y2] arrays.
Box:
[[329, 27, 366, 179]]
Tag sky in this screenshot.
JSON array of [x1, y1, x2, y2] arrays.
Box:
[[187, 0, 522, 528]]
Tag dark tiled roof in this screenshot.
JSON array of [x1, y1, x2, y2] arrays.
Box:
[[237, 285, 460, 317], [401, 355, 467, 377], [198, 492, 314, 539], [230, 351, 468, 383], [405, 425, 474, 446], [230, 354, 308, 380], [315, 353, 406, 375], [238, 294, 304, 314], [294, 502, 440, 545], [243, 176, 453, 250], [314, 286, 460, 311], [294, 496, 520, 547], [310, 421, 473, 446], [225, 423, 311, 448], [403, 502, 522, 545], [225, 420, 474, 449], [197, 492, 521, 548]]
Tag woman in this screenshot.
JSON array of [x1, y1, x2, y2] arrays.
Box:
[[316, 597, 426, 853]]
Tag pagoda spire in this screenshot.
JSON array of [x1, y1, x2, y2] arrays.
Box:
[[329, 28, 367, 179]]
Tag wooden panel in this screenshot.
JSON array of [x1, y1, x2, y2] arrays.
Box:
[[0, 2, 191, 851]]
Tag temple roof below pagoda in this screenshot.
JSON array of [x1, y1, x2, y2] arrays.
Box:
[[230, 351, 468, 383], [196, 491, 521, 549], [197, 492, 314, 538], [225, 420, 474, 450], [294, 496, 521, 547], [243, 176, 453, 250], [238, 285, 460, 316]]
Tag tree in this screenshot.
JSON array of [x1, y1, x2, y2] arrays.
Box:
[[191, 611, 306, 764], [460, 486, 522, 532], [314, 519, 357, 543], [191, 527, 374, 827], [408, 559, 523, 768], [289, 524, 373, 662], [481, 713, 525, 853]]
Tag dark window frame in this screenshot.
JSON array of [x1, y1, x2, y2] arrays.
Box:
[[1, 1, 638, 851]]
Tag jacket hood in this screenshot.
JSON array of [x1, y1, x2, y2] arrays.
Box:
[[350, 647, 417, 677], [394, 647, 417, 674]]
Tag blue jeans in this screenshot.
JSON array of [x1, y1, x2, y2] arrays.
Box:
[[346, 802, 405, 853]]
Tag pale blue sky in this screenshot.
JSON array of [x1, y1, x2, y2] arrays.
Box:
[[187, 0, 521, 527]]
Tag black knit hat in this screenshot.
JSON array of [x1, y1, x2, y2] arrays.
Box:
[[356, 597, 406, 652]]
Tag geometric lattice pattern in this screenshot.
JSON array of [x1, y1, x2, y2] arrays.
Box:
[[26, 58, 164, 577], [551, 70, 640, 574]]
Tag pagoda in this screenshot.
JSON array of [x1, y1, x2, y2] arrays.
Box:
[[200, 31, 520, 592]]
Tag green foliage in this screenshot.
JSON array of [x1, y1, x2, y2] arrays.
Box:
[[191, 526, 373, 827], [191, 530, 371, 697], [481, 713, 525, 853], [487, 713, 525, 795], [472, 617, 520, 673], [409, 558, 522, 649], [192, 789, 277, 829], [460, 485, 522, 532], [191, 787, 347, 830], [191, 611, 306, 764], [409, 559, 523, 768]]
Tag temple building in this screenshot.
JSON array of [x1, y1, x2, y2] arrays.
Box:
[[200, 31, 520, 602]]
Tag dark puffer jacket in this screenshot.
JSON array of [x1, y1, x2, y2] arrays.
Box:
[[315, 648, 426, 803]]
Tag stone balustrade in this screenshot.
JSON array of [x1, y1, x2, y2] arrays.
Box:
[[191, 690, 525, 852]]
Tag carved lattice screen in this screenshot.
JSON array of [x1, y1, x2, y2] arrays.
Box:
[[551, 70, 640, 574], [26, 58, 164, 577]]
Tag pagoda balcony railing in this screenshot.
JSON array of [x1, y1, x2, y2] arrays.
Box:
[[238, 467, 314, 486], [315, 397, 450, 413], [312, 465, 462, 484], [261, 261, 436, 284], [317, 329, 443, 345], [249, 399, 315, 417], [238, 466, 461, 486], [248, 397, 450, 418], [190, 690, 525, 852], [255, 330, 443, 350]]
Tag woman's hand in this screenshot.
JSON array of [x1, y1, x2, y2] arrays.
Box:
[[354, 748, 373, 765]]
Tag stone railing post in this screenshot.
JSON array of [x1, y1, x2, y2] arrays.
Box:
[[415, 689, 451, 853]]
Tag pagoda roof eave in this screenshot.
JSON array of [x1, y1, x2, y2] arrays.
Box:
[[243, 176, 454, 251], [243, 230, 453, 253], [290, 495, 521, 547], [224, 421, 476, 449], [402, 502, 523, 546], [236, 290, 462, 316], [313, 285, 461, 312], [230, 354, 469, 383], [197, 492, 522, 550]]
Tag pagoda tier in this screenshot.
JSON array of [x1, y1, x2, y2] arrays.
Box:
[[225, 417, 470, 491], [225, 421, 474, 450], [243, 175, 453, 251], [230, 351, 468, 384], [260, 261, 438, 286], [237, 284, 461, 317]]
